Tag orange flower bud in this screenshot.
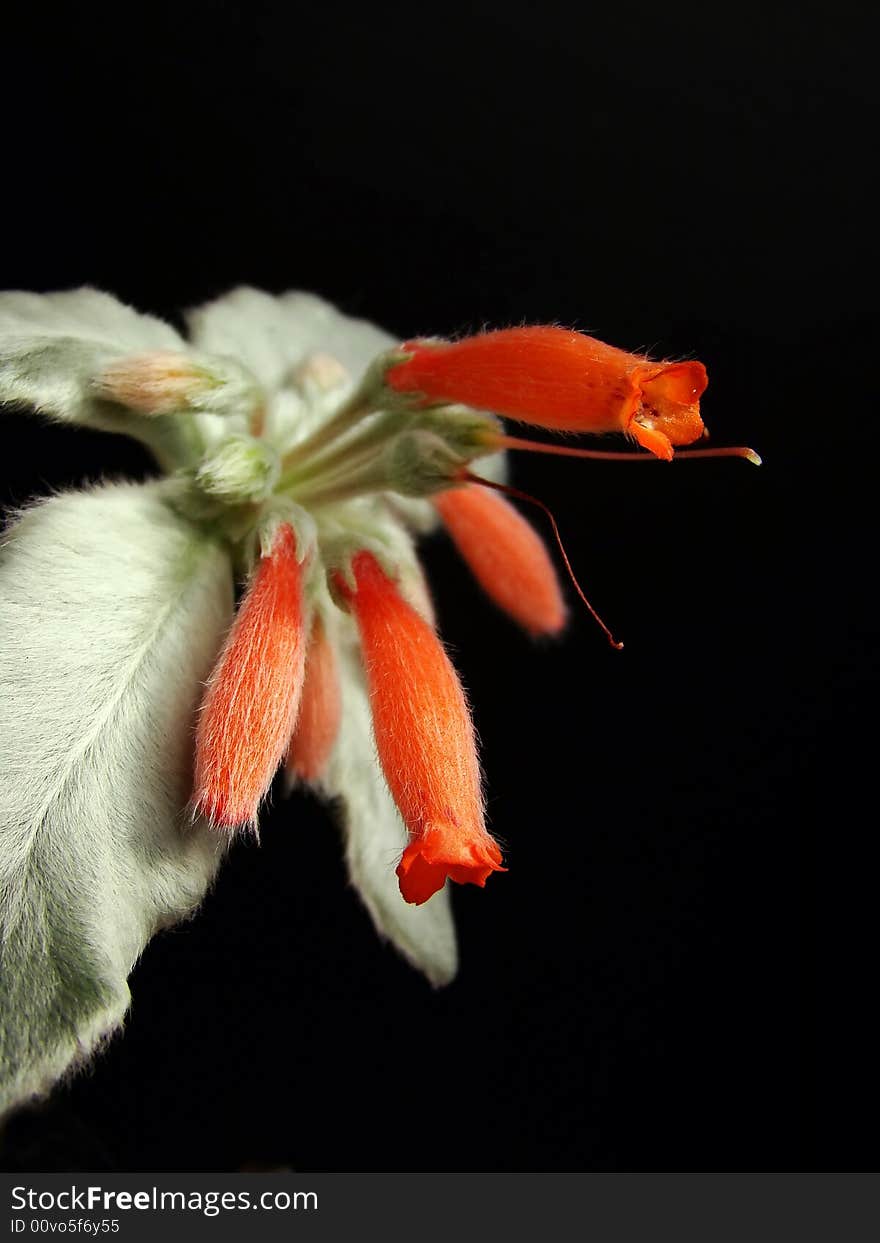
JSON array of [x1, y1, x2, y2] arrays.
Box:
[[193, 523, 306, 829], [285, 617, 342, 784], [337, 551, 504, 905], [434, 484, 566, 637], [386, 326, 708, 461]]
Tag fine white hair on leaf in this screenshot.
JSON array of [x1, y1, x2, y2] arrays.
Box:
[[0, 288, 195, 469], [0, 288, 183, 352], [0, 288, 262, 470], [317, 636, 458, 988], [0, 480, 235, 1118]]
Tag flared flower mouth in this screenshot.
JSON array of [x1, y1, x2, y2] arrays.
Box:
[[397, 824, 506, 905], [630, 361, 709, 458]]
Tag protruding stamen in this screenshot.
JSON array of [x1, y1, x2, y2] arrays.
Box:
[[672, 445, 762, 465], [495, 433, 762, 465], [462, 471, 624, 651]]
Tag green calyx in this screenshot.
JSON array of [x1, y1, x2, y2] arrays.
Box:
[[168, 369, 501, 566], [195, 435, 280, 503], [276, 389, 499, 509], [381, 431, 465, 496]]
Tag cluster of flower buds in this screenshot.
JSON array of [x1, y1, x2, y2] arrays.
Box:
[[177, 324, 758, 903], [0, 289, 762, 1113]]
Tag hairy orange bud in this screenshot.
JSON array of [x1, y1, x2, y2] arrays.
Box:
[[434, 483, 566, 637], [285, 617, 342, 784], [193, 524, 306, 829], [337, 551, 504, 904]]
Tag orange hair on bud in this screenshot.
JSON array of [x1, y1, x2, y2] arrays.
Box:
[[434, 483, 566, 637], [337, 551, 504, 905], [193, 523, 307, 830], [285, 616, 342, 784]]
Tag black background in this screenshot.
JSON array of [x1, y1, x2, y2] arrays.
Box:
[[0, 1, 871, 1172]]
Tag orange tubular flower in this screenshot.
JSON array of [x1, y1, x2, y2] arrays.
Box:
[[386, 325, 709, 461], [434, 483, 566, 637], [337, 550, 504, 905], [285, 616, 342, 783], [193, 523, 307, 829]]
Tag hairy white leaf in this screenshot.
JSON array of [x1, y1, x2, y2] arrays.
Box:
[[0, 481, 235, 1117], [0, 288, 182, 352], [0, 288, 205, 468], [186, 287, 398, 394], [320, 638, 457, 987]]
